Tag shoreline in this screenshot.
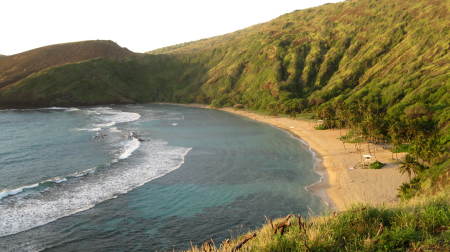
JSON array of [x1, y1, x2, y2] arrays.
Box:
[[266, 123, 336, 210], [172, 103, 409, 211], [218, 107, 409, 211], [220, 108, 337, 211]]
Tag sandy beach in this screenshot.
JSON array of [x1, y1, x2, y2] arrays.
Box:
[[214, 107, 409, 211]]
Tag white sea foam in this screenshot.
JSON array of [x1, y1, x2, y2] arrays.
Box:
[[44, 177, 67, 184], [0, 175, 81, 201], [94, 122, 116, 128], [118, 138, 141, 160], [0, 105, 148, 237], [43, 107, 66, 110], [97, 110, 141, 124], [109, 127, 121, 133], [80, 107, 141, 131], [0, 183, 39, 200], [65, 107, 80, 112], [75, 127, 101, 132], [0, 141, 191, 237], [42, 106, 80, 112], [83, 110, 101, 115]]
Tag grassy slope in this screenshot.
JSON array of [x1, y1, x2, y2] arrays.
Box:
[[0, 40, 133, 89], [0, 54, 208, 107], [187, 189, 449, 252], [151, 0, 448, 112]]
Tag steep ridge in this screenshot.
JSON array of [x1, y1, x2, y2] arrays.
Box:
[[0, 40, 133, 89], [151, 0, 448, 115]]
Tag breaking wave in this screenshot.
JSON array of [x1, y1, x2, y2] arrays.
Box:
[[0, 140, 191, 237], [118, 138, 141, 160]]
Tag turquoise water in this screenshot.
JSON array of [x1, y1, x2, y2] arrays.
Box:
[[0, 104, 324, 251]]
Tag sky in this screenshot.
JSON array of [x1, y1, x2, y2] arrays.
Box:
[[0, 0, 343, 55]]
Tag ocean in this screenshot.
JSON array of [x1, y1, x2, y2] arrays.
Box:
[[0, 104, 324, 251]]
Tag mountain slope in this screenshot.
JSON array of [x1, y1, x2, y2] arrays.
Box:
[[151, 0, 448, 114], [0, 40, 133, 89], [0, 53, 208, 107]]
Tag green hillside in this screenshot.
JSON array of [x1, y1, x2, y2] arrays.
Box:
[[0, 40, 133, 89], [0, 54, 207, 107]]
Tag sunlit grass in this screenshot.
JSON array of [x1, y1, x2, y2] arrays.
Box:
[[187, 188, 449, 251]]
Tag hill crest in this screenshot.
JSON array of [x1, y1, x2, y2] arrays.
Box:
[[0, 40, 134, 89]]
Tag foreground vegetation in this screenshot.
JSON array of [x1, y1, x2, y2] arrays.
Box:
[[187, 190, 449, 251]]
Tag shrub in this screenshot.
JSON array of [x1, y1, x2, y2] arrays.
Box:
[[370, 160, 385, 169]]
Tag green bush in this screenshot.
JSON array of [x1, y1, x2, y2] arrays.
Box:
[[370, 160, 385, 169], [314, 124, 328, 130]]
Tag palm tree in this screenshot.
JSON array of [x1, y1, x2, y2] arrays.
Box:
[[399, 154, 425, 179]]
